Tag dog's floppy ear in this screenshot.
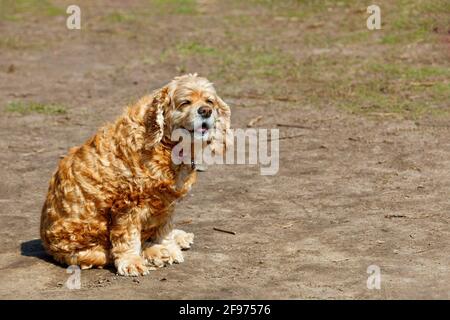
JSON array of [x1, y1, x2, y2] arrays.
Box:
[[143, 86, 171, 150], [210, 95, 231, 154]]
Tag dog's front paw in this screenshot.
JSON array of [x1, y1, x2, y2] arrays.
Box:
[[166, 242, 184, 264], [143, 243, 184, 267], [142, 244, 170, 267], [115, 255, 149, 276], [172, 229, 194, 250]]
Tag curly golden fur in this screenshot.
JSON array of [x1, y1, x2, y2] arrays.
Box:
[[40, 74, 231, 276]]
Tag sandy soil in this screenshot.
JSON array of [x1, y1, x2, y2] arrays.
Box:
[[0, 0, 449, 299]]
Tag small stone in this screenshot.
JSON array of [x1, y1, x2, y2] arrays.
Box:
[[7, 64, 15, 73]]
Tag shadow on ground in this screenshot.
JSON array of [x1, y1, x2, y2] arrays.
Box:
[[20, 239, 53, 263]]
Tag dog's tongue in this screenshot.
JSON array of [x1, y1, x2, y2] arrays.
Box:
[[195, 127, 207, 134], [197, 123, 208, 134]]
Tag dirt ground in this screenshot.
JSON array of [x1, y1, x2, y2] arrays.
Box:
[[0, 0, 449, 299]]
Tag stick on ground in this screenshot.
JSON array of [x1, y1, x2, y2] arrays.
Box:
[[213, 227, 236, 235], [276, 123, 312, 129]]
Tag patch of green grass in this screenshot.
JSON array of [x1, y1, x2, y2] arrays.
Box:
[[302, 32, 332, 48], [381, 28, 429, 45], [336, 81, 415, 119], [0, 0, 64, 21], [151, 0, 197, 15], [176, 41, 218, 56], [5, 102, 67, 115], [235, 47, 291, 78], [380, 34, 399, 45], [0, 36, 29, 49], [250, 51, 279, 66], [431, 83, 450, 96], [252, 0, 358, 18], [380, 0, 449, 45], [368, 63, 450, 81], [223, 14, 255, 27], [291, 54, 450, 119], [329, 62, 450, 119], [336, 30, 371, 45], [0, 35, 47, 50], [103, 11, 138, 23], [175, 40, 295, 79], [163, 36, 298, 85]]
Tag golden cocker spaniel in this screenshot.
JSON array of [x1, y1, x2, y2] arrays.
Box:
[[40, 74, 231, 276]]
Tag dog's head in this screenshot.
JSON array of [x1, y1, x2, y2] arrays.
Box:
[[148, 74, 231, 153]]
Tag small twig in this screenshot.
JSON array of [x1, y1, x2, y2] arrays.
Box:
[[384, 214, 407, 219], [225, 93, 299, 102], [368, 112, 402, 118], [213, 227, 236, 235], [332, 258, 350, 263], [280, 222, 293, 229], [7, 92, 33, 98], [247, 116, 263, 128], [276, 123, 312, 129], [410, 81, 439, 87], [271, 96, 298, 102], [22, 148, 46, 157], [270, 134, 304, 142], [414, 249, 432, 254], [177, 219, 193, 225]]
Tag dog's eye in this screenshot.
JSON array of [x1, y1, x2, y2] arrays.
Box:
[[179, 100, 191, 107], [206, 99, 214, 105]]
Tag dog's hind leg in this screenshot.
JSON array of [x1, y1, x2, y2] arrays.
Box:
[[77, 246, 110, 269], [51, 246, 110, 269], [41, 215, 111, 270]]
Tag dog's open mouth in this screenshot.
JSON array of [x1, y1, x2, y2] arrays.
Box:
[[196, 122, 209, 135], [185, 122, 211, 136]]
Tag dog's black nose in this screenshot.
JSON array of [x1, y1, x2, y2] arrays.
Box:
[[197, 106, 212, 118]]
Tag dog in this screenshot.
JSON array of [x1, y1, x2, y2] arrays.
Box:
[[40, 74, 231, 276]]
